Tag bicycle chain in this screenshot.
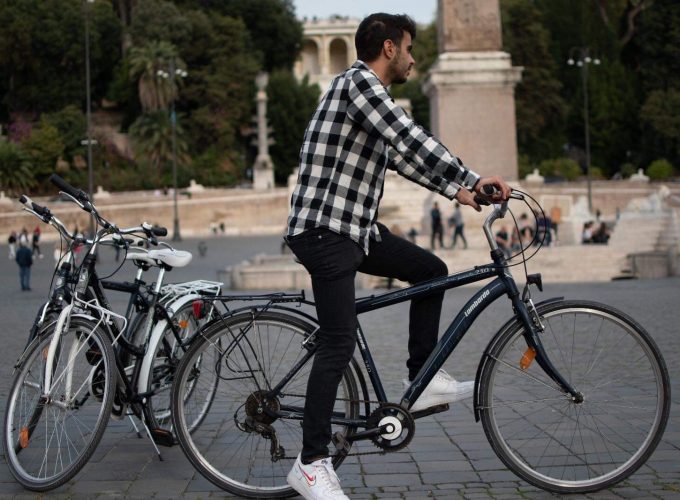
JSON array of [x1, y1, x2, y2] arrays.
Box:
[[280, 393, 395, 457]]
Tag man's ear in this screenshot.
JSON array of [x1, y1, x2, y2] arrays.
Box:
[[382, 39, 396, 60]]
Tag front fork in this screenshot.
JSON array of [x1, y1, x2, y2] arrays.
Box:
[[513, 285, 583, 403]]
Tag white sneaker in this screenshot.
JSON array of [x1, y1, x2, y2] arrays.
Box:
[[287, 453, 349, 499], [403, 369, 474, 412]]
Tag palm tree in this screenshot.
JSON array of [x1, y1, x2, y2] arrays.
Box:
[[129, 111, 190, 178], [0, 141, 36, 195], [129, 41, 186, 112]]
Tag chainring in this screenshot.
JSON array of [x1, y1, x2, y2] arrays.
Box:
[[366, 403, 415, 452]]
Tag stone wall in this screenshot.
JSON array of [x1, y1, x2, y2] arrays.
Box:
[[2, 181, 678, 243], [0, 188, 290, 241]]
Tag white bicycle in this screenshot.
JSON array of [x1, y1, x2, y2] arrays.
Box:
[[4, 175, 221, 491]]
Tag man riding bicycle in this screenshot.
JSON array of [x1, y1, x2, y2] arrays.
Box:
[[285, 13, 510, 499]]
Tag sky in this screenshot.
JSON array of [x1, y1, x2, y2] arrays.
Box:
[[292, 0, 437, 25]]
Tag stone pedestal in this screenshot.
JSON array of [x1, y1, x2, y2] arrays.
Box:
[[253, 155, 275, 190], [423, 51, 522, 180]]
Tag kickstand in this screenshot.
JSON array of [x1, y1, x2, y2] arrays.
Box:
[[128, 415, 142, 439], [140, 418, 164, 461]]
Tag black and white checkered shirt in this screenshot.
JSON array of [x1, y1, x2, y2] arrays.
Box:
[[287, 60, 480, 254]]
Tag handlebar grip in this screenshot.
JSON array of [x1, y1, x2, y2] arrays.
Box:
[[474, 195, 491, 206], [482, 184, 497, 196], [49, 174, 90, 204], [473, 183, 500, 206], [152, 226, 168, 237], [19, 195, 51, 219]]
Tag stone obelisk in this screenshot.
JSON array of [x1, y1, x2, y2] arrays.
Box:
[[423, 0, 522, 180]]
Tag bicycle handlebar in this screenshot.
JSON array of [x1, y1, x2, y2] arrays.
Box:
[[482, 190, 524, 252], [49, 174, 90, 206], [19, 195, 52, 222]]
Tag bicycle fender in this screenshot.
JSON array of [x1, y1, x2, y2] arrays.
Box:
[[137, 293, 203, 393], [13, 311, 100, 373], [473, 296, 564, 422]]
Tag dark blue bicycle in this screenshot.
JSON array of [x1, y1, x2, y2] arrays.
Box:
[[170, 190, 670, 497]]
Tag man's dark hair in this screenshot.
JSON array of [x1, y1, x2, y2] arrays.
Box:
[[355, 13, 416, 62]]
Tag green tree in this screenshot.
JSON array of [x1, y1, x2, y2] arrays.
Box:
[[537, 158, 581, 180], [21, 122, 64, 179], [41, 105, 86, 160], [266, 71, 320, 184], [179, 11, 260, 166], [637, 0, 680, 165], [583, 60, 639, 173], [637, 0, 680, 92], [129, 111, 189, 180], [129, 41, 186, 113], [0, 141, 35, 194], [647, 158, 674, 180], [641, 89, 680, 157], [0, 0, 120, 117], [129, 0, 191, 48], [501, 0, 568, 162], [187, 0, 303, 71]]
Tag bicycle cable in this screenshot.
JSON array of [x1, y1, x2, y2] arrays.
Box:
[[495, 188, 547, 280]]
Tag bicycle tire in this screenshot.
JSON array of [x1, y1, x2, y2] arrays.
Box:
[[171, 310, 360, 498], [478, 299, 670, 494], [3, 317, 116, 491], [143, 299, 215, 430]]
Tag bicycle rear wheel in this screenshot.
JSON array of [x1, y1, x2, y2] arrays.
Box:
[[3, 317, 116, 491], [143, 300, 215, 430], [171, 310, 360, 498], [478, 300, 670, 493]]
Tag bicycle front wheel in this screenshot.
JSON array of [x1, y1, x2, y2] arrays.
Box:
[[171, 310, 360, 498], [3, 317, 116, 491], [478, 300, 670, 494]]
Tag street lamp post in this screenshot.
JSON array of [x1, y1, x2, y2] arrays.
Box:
[[157, 62, 187, 241], [84, 0, 95, 235], [567, 47, 600, 213]]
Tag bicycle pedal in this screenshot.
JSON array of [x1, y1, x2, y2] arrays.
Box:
[[332, 431, 352, 455], [411, 403, 450, 420], [149, 428, 175, 447]]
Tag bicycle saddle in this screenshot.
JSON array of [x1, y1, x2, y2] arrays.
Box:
[[147, 248, 193, 268], [126, 249, 193, 268]]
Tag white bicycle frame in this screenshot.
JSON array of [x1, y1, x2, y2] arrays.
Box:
[[137, 292, 215, 394], [42, 298, 127, 403]]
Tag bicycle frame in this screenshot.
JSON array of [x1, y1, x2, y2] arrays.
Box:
[[262, 201, 583, 429], [354, 262, 580, 413]]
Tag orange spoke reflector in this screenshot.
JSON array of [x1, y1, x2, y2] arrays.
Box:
[[42, 347, 49, 360], [179, 320, 189, 329], [20, 427, 29, 448], [520, 347, 536, 370]]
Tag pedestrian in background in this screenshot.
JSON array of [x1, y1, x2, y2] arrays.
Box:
[[430, 202, 444, 250], [449, 202, 467, 249], [15, 241, 33, 291], [8, 230, 17, 259], [32, 226, 42, 258]]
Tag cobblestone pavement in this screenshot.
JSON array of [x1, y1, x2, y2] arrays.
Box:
[[0, 236, 678, 499]]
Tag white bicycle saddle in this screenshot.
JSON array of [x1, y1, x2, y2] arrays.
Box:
[[126, 249, 192, 268]]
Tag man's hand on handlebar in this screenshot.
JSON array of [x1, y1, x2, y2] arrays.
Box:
[[475, 176, 512, 201], [455, 176, 512, 212]]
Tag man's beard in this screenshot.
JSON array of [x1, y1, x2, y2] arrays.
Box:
[[389, 58, 409, 85]]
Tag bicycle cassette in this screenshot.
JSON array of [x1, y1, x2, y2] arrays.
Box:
[[366, 403, 415, 451]]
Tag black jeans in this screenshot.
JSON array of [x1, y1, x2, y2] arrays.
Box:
[[286, 223, 448, 462]]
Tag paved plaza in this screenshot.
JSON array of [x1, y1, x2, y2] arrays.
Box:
[[0, 235, 678, 499]]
